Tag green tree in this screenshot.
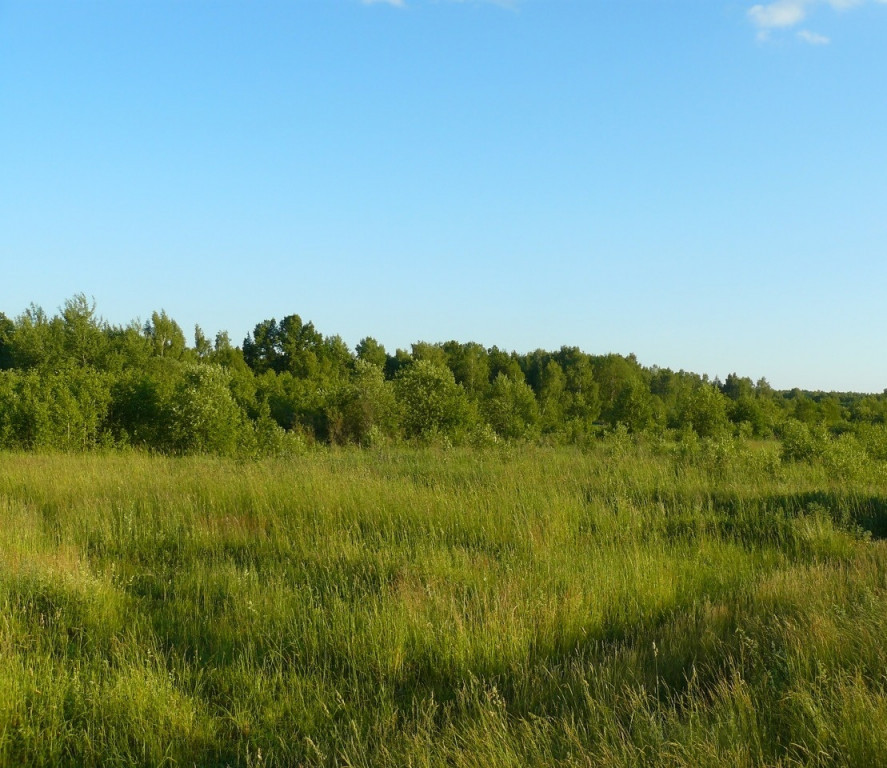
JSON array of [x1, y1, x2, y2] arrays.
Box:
[[593, 353, 645, 425], [243, 318, 283, 373], [679, 384, 730, 438], [356, 337, 387, 369], [394, 360, 473, 440], [168, 364, 246, 455], [721, 372, 754, 401], [487, 346, 524, 383], [384, 348, 413, 380], [729, 395, 771, 437], [611, 378, 654, 433], [108, 359, 181, 448], [650, 368, 704, 430], [318, 334, 354, 383], [45, 366, 113, 450], [244, 314, 351, 382], [0, 366, 111, 450], [0, 312, 14, 370], [278, 314, 325, 378], [851, 396, 887, 425], [443, 341, 490, 400], [9, 305, 59, 369], [537, 359, 566, 434], [482, 373, 540, 440], [61, 294, 107, 367], [411, 341, 449, 369], [0, 371, 17, 446], [819, 394, 846, 430], [555, 347, 601, 434], [194, 325, 212, 360], [792, 392, 820, 425], [3, 370, 50, 448], [780, 420, 824, 462], [331, 359, 399, 445], [105, 321, 153, 372], [144, 310, 186, 359], [442, 341, 490, 400]]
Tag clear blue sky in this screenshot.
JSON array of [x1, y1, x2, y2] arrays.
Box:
[[2, 0, 885, 392]]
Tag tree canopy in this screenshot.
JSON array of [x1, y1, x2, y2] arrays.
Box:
[[0, 295, 884, 455]]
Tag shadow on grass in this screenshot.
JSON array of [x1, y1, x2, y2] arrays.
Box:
[[650, 489, 887, 543]]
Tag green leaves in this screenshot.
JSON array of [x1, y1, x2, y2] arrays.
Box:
[[482, 373, 540, 440], [394, 360, 474, 441], [168, 364, 246, 455], [144, 310, 186, 360], [679, 384, 730, 438], [2, 294, 887, 455], [0, 365, 112, 450]]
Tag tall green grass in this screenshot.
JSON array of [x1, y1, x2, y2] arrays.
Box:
[[1, 440, 886, 766]]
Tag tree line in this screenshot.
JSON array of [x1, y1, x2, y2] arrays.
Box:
[[1, 295, 885, 456]]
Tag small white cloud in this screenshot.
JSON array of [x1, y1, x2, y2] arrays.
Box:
[[362, 0, 405, 6], [749, 0, 809, 28], [749, 0, 885, 40], [798, 28, 831, 42]]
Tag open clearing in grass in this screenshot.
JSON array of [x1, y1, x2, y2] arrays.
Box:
[[1, 441, 887, 766]]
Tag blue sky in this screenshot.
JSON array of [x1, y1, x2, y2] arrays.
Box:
[[1, 0, 885, 392]]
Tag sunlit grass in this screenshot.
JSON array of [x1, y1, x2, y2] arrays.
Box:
[[1, 441, 886, 766]]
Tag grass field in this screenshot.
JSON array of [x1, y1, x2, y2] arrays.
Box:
[[2, 439, 887, 766]]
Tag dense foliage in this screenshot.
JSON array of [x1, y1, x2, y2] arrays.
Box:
[[1, 295, 885, 455]]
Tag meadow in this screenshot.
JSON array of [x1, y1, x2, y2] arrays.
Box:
[[2, 438, 887, 767]]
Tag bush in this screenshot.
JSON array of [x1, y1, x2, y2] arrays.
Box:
[[169, 364, 248, 455], [482, 374, 540, 440], [780, 421, 824, 463], [821, 433, 868, 481], [394, 360, 475, 441], [678, 385, 730, 438]]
